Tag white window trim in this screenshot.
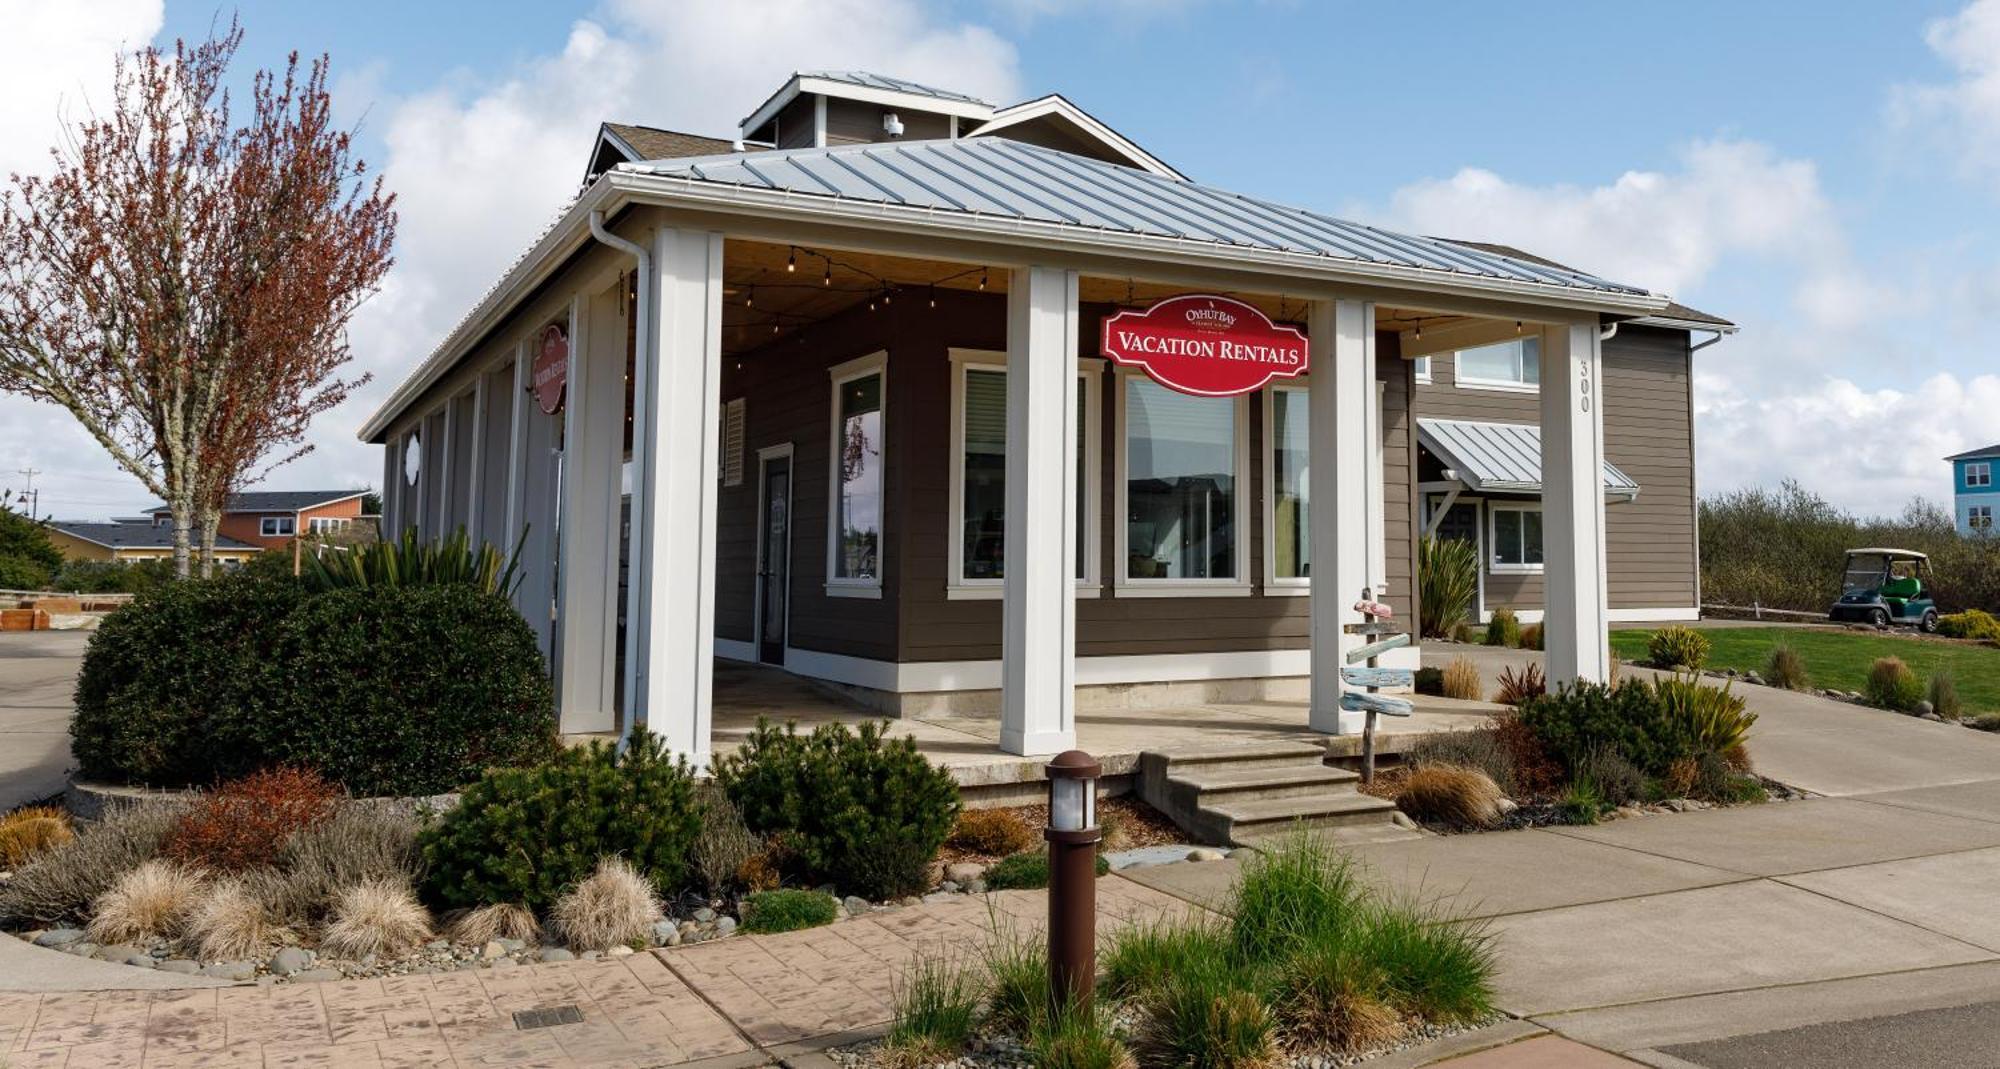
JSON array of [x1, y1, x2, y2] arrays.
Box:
[[1113, 367, 1253, 597], [1487, 501, 1545, 575], [307, 517, 351, 534], [1412, 355, 1432, 384], [261, 515, 297, 537], [1969, 462, 1993, 488], [826, 350, 887, 599], [1452, 338, 1542, 394], [1971, 505, 1993, 530], [1262, 380, 1311, 596], [944, 348, 1103, 601]]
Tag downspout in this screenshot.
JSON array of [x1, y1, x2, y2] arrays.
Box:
[[1685, 327, 1724, 615], [588, 210, 649, 752], [1599, 321, 1619, 341], [1689, 329, 1724, 353]]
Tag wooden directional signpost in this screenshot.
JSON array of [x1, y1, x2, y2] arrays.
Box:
[[1343, 593, 1413, 785]]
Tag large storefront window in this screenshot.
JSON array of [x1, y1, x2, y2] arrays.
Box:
[[828, 354, 885, 592], [1269, 387, 1309, 582], [1121, 376, 1243, 587], [950, 354, 1099, 594]]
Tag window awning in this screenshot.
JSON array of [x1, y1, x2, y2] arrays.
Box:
[[1417, 418, 1640, 499]]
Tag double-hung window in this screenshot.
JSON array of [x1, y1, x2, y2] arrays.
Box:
[[946, 350, 1101, 598], [1969, 462, 1993, 488], [1972, 505, 1994, 530], [307, 517, 351, 534], [1455, 337, 1540, 391], [1488, 504, 1544, 573], [1116, 371, 1250, 595], [827, 352, 886, 597], [260, 516, 297, 537]]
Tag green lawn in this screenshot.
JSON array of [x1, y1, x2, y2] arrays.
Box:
[[1609, 627, 2000, 715]]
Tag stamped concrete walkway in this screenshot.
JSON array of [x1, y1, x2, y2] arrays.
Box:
[[0, 879, 1196, 1068]]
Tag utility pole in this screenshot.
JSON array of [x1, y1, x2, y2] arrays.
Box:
[[15, 468, 41, 519]]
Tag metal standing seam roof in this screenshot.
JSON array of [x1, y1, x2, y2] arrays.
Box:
[[623, 138, 1656, 299], [798, 70, 994, 107], [1418, 418, 1641, 498]]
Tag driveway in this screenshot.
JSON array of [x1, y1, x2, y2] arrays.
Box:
[[0, 630, 87, 810]]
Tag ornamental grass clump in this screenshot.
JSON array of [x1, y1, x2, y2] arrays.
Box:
[[0, 800, 184, 926], [0, 805, 73, 868], [446, 903, 539, 945], [739, 889, 838, 933], [883, 956, 982, 1069], [187, 877, 285, 960], [983, 923, 1052, 1035], [1653, 674, 1757, 767], [1929, 671, 1964, 721], [552, 857, 664, 951], [1439, 656, 1483, 702], [85, 859, 207, 944], [319, 878, 433, 959], [1271, 948, 1403, 1053], [1647, 624, 1711, 670], [1518, 622, 1544, 651], [714, 719, 960, 899], [1866, 656, 1925, 712], [1405, 728, 1515, 794], [688, 784, 760, 895], [1393, 766, 1505, 830], [261, 802, 422, 927], [1764, 642, 1810, 691], [1029, 1003, 1136, 1069]]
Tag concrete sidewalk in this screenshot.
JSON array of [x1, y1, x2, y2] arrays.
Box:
[[0, 631, 87, 811]]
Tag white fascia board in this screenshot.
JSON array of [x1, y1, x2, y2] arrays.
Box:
[[739, 75, 995, 138], [969, 94, 1186, 180], [1629, 315, 1739, 334]]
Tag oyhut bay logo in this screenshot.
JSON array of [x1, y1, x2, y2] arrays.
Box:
[[1100, 294, 1309, 397]]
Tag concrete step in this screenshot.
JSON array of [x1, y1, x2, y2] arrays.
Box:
[[1168, 763, 1359, 805], [1205, 791, 1400, 842], [1151, 741, 1331, 774]]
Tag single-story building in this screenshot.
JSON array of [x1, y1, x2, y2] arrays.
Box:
[[142, 490, 372, 551], [47, 522, 262, 565], [361, 70, 1730, 766]]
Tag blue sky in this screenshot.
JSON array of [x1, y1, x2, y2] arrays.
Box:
[[7, 0, 2000, 518]]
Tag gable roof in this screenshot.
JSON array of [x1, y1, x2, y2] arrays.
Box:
[[1444, 240, 1733, 331], [798, 70, 992, 107], [145, 490, 366, 515], [627, 138, 1656, 299], [602, 123, 737, 162], [966, 93, 1184, 180], [53, 522, 261, 552], [1946, 442, 2000, 462], [740, 70, 996, 139]]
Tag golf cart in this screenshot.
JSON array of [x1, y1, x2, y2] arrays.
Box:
[[1828, 548, 1938, 631]]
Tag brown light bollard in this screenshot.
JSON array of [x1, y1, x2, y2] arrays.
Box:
[[1045, 749, 1102, 1019]]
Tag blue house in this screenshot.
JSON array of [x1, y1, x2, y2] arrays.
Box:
[[1950, 442, 2000, 535]]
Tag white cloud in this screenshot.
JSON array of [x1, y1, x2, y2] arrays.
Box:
[[0, 0, 166, 518], [1891, 0, 2000, 187]]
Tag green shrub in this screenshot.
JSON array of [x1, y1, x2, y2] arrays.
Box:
[[1865, 656, 1924, 712], [302, 527, 523, 596], [1936, 609, 2000, 642], [1352, 897, 1496, 1023], [740, 889, 838, 933], [1404, 728, 1514, 794], [1483, 608, 1521, 648], [885, 956, 981, 1065], [1647, 624, 1711, 669], [71, 574, 303, 786], [1929, 671, 1964, 721], [50, 559, 175, 595], [1764, 643, 1810, 690], [714, 719, 959, 899], [983, 848, 1109, 891], [1231, 833, 1363, 963], [1418, 536, 1478, 639], [417, 731, 701, 912], [1413, 667, 1445, 696], [1519, 680, 1688, 776], [1688, 752, 1764, 805], [1652, 674, 1757, 762], [255, 585, 557, 795], [0, 553, 52, 590], [0, 507, 62, 578]]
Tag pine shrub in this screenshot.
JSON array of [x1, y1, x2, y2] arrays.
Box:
[[1483, 609, 1521, 648], [418, 731, 701, 912], [1519, 680, 1689, 777], [714, 719, 960, 899]]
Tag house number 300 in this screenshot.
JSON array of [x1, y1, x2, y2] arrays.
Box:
[[1578, 359, 1593, 413]]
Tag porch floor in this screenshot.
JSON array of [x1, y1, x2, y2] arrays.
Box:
[[707, 659, 1501, 792]]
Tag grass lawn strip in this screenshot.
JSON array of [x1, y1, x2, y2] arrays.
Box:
[[1610, 627, 2000, 714]]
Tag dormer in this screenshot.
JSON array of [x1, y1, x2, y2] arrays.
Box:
[[738, 70, 996, 149]]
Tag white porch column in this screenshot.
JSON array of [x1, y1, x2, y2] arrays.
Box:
[[1307, 298, 1374, 734], [999, 265, 1079, 756], [626, 227, 725, 766], [1541, 320, 1612, 683], [556, 289, 625, 733]]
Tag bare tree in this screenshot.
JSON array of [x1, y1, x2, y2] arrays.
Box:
[[0, 20, 395, 577]]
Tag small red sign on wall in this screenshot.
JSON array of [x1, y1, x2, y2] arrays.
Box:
[[533, 325, 568, 415], [1100, 294, 1309, 397]]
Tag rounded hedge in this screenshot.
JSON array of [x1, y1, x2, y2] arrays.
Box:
[[254, 584, 559, 796], [71, 577, 557, 796], [72, 574, 302, 786]]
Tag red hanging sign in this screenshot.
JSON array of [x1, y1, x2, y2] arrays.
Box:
[[1100, 294, 1309, 397], [532, 324, 568, 415]]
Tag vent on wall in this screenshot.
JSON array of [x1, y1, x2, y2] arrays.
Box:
[[721, 397, 747, 486]]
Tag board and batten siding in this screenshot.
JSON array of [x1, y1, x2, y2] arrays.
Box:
[[1411, 323, 1699, 614]]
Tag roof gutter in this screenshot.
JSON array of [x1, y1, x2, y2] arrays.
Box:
[[1690, 328, 1727, 354]]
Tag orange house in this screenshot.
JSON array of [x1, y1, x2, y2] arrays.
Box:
[[146, 490, 371, 551]]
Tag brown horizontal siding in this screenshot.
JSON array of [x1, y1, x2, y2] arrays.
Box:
[[1412, 324, 1699, 614]]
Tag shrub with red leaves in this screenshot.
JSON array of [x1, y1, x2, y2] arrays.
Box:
[[1490, 710, 1564, 797], [164, 767, 340, 870]]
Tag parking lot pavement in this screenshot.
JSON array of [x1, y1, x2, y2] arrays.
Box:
[[0, 631, 88, 810]]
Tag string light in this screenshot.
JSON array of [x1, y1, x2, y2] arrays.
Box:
[[928, 286, 936, 308], [978, 267, 988, 291], [786, 247, 796, 272], [823, 260, 832, 286], [744, 288, 754, 308], [1514, 320, 1522, 334], [882, 289, 892, 306]]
